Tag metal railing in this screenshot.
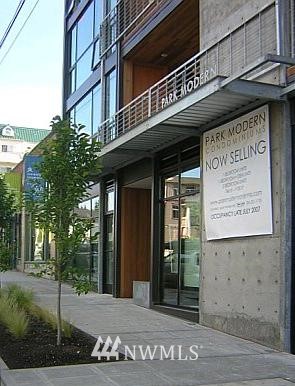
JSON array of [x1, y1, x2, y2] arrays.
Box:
[[96, 2, 278, 145], [100, 0, 165, 57]]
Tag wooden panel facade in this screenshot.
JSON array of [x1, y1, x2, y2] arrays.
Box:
[[120, 187, 151, 298]]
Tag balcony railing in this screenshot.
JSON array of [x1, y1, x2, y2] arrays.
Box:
[[96, 2, 281, 145], [100, 0, 165, 57]]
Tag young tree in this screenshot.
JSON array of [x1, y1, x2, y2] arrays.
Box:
[[0, 176, 17, 287], [27, 117, 101, 345]]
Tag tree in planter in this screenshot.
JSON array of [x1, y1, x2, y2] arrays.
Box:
[[27, 117, 101, 345], [0, 176, 17, 287]]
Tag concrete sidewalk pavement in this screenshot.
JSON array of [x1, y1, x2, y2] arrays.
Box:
[[0, 271, 295, 386]]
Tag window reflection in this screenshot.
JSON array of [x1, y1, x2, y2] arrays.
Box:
[[75, 92, 92, 135], [163, 199, 179, 305], [180, 168, 200, 194], [164, 174, 179, 198], [76, 47, 92, 90], [68, 2, 97, 93], [70, 84, 101, 136], [74, 187, 101, 289], [105, 69, 117, 119], [77, 2, 94, 58], [92, 84, 102, 134], [162, 166, 200, 308], [70, 26, 77, 66]]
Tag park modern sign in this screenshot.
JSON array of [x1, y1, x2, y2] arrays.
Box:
[[203, 105, 273, 240], [161, 64, 217, 110]]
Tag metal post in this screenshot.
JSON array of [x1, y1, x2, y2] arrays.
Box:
[[148, 88, 152, 117]]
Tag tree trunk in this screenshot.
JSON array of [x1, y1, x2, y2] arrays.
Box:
[[57, 274, 62, 346]]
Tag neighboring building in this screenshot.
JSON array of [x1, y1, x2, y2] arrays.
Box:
[[0, 124, 50, 173], [10, 132, 52, 271], [63, 0, 295, 352]]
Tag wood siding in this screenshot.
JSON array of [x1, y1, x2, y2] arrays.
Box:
[[120, 187, 151, 297]]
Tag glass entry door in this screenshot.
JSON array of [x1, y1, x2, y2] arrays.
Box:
[[103, 182, 115, 294], [161, 167, 200, 308]]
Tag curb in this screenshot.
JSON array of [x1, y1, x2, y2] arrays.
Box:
[[0, 356, 8, 386]]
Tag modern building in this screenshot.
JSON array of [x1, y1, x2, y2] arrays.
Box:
[[63, 0, 295, 352], [0, 124, 50, 173]]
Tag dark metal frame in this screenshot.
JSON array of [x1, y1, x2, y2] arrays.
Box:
[[291, 98, 295, 354]]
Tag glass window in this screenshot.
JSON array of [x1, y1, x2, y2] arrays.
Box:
[[78, 199, 92, 218], [164, 175, 179, 198], [106, 190, 114, 212], [163, 199, 179, 305], [76, 47, 93, 90], [92, 84, 102, 134], [161, 165, 200, 309], [68, 2, 97, 94], [70, 26, 77, 66], [105, 69, 117, 119], [70, 69, 76, 94], [94, 0, 103, 37], [106, 0, 117, 13], [92, 39, 101, 69], [179, 194, 200, 307], [172, 204, 179, 219], [77, 2, 94, 59], [75, 92, 92, 135], [181, 168, 200, 194], [71, 84, 102, 136]]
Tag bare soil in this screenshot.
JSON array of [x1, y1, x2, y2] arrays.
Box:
[[0, 315, 123, 369]]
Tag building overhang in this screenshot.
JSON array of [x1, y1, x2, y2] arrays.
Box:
[[99, 76, 286, 171]]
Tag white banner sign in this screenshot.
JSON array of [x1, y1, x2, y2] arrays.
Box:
[[203, 105, 273, 240]]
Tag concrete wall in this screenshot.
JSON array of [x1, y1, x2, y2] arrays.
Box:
[[199, 0, 274, 50], [199, 103, 290, 350]]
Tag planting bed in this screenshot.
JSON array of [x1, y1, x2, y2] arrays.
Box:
[[0, 315, 122, 369]]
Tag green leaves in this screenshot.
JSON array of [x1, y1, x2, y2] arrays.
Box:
[[0, 176, 16, 271], [27, 116, 101, 282]]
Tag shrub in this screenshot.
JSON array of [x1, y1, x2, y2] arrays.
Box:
[[29, 303, 73, 338], [5, 284, 34, 311], [30, 304, 57, 330], [0, 284, 73, 339], [62, 320, 73, 338], [0, 296, 29, 338]]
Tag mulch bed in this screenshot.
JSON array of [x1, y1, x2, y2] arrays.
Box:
[[0, 315, 124, 369]]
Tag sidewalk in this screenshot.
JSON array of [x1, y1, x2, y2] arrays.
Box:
[[0, 271, 295, 386]]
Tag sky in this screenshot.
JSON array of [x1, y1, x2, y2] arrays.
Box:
[[0, 0, 64, 130]]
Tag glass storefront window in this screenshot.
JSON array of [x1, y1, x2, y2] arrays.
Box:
[[163, 200, 179, 305], [106, 188, 115, 212], [74, 191, 101, 290], [180, 168, 200, 194], [161, 165, 200, 309], [179, 194, 200, 307], [164, 174, 179, 198], [104, 181, 114, 293]]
